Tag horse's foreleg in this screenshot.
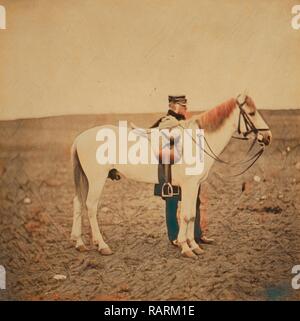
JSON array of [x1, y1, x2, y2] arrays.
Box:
[[186, 185, 204, 255], [177, 182, 199, 259], [186, 217, 204, 256], [86, 176, 113, 255]]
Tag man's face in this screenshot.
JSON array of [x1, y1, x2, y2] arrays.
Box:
[[173, 102, 187, 117]]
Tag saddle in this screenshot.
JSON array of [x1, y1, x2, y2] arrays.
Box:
[[156, 135, 181, 198], [108, 118, 184, 199], [129, 122, 182, 198]]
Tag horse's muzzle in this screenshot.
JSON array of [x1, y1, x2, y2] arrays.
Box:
[[258, 131, 272, 146]]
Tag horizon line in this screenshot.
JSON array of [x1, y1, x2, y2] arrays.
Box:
[[0, 108, 300, 122]]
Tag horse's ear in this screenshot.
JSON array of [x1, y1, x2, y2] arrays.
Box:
[[243, 89, 249, 97], [236, 93, 246, 104]]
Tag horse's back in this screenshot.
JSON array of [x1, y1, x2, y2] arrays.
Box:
[[74, 125, 118, 173]]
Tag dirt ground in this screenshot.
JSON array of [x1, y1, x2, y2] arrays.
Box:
[[0, 110, 300, 301]]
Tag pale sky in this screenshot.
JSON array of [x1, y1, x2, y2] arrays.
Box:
[[0, 0, 300, 120]]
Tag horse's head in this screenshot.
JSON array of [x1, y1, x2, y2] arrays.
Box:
[[236, 94, 272, 146]]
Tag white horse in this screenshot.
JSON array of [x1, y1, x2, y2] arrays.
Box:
[[70, 94, 272, 259]]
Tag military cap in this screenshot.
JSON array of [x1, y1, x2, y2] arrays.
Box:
[[168, 95, 187, 105]]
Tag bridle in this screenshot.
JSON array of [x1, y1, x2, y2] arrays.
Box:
[[234, 99, 270, 141], [185, 97, 271, 177]]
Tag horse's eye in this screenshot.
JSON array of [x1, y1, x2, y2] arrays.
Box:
[[249, 112, 255, 116]]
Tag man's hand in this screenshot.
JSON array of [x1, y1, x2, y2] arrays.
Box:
[[158, 116, 180, 130]]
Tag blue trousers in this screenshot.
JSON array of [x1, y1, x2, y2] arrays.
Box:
[[165, 186, 202, 242]]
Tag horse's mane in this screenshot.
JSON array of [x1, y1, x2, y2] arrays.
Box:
[[195, 98, 237, 132]]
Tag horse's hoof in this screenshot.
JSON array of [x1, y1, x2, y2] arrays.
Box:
[[192, 246, 204, 255], [182, 250, 198, 260], [99, 247, 113, 256], [170, 240, 179, 248], [76, 245, 88, 252]]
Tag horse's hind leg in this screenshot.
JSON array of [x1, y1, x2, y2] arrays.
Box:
[[86, 175, 113, 255], [71, 195, 86, 251]]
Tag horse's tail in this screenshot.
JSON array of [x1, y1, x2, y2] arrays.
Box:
[[71, 141, 88, 209]]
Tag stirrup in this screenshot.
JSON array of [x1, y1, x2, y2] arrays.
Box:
[[162, 182, 174, 198]]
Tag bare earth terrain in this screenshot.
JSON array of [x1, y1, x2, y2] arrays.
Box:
[[0, 110, 300, 300]]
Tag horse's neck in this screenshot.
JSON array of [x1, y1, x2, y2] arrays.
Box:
[[205, 108, 238, 158]]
